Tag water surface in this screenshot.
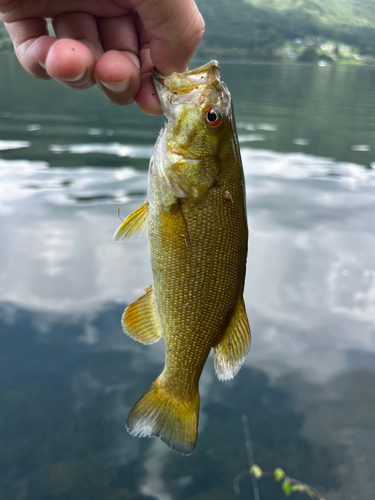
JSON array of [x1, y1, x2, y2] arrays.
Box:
[[1, 55, 375, 500]]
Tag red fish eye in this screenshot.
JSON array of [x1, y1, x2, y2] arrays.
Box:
[[205, 107, 222, 128]]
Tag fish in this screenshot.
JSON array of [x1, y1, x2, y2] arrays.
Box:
[[114, 61, 250, 455]]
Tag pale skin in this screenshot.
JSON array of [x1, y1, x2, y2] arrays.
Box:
[[0, 0, 205, 115]]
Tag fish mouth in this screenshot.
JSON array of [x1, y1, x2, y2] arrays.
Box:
[[152, 61, 221, 113], [152, 61, 220, 95]]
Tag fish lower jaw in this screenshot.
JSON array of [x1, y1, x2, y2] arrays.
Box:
[[168, 147, 215, 162], [169, 147, 200, 161]]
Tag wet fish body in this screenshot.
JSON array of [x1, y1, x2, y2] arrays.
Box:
[[114, 61, 250, 454]]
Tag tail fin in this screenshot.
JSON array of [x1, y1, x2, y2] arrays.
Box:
[[126, 375, 199, 455]]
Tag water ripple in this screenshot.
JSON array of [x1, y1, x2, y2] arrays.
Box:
[[0, 140, 31, 150], [238, 134, 266, 142], [49, 143, 153, 158], [351, 145, 372, 152], [242, 148, 375, 183]]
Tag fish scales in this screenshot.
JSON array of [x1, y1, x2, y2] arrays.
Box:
[[149, 156, 247, 390], [114, 61, 251, 455]]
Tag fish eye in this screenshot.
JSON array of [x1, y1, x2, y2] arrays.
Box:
[[205, 107, 223, 128]]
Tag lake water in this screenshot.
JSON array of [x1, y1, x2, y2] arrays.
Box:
[[1, 54, 375, 500]]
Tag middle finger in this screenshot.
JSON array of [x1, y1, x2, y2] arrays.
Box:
[[95, 13, 141, 106], [47, 12, 103, 90]]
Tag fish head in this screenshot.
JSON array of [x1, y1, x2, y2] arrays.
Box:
[[152, 61, 235, 197]]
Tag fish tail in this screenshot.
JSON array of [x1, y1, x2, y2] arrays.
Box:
[[126, 375, 199, 455]]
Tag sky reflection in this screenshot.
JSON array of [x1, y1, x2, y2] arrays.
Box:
[[1, 57, 375, 500], [1, 148, 374, 385]]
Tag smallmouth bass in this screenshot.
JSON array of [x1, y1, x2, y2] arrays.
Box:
[[114, 61, 250, 455]]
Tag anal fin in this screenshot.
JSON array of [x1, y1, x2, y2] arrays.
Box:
[[122, 285, 163, 344], [113, 201, 148, 242], [213, 297, 251, 381]]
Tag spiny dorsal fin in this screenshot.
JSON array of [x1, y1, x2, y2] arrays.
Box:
[[113, 201, 148, 243], [213, 297, 251, 381], [122, 285, 163, 344], [127, 374, 199, 455]]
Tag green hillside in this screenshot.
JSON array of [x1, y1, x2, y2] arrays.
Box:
[[245, 0, 375, 27], [195, 0, 375, 59], [244, 0, 375, 56]]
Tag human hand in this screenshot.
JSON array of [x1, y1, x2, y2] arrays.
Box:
[[0, 0, 205, 114]]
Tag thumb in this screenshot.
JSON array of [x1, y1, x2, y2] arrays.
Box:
[[134, 0, 205, 75]]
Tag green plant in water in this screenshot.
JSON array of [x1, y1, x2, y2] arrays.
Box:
[[233, 415, 326, 499], [249, 464, 325, 499]]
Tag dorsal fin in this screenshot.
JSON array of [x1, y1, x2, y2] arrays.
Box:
[[113, 201, 148, 243], [213, 297, 251, 381], [122, 286, 163, 344]]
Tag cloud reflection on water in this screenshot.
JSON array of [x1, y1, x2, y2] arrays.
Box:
[[49, 143, 153, 158], [2, 56, 375, 500], [1, 80, 375, 500], [1, 148, 374, 384], [0, 140, 31, 150]]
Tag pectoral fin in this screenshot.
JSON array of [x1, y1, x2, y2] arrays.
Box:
[[122, 285, 163, 344], [213, 297, 251, 381], [113, 201, 148, 242]]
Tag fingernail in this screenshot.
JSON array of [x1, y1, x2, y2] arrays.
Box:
[[101, 79, 130, 93], [39, 62, 46, 70], [63, 69, 86, 82]]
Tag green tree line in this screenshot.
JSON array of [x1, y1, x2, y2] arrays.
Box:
[[195, 0, 375, 58]]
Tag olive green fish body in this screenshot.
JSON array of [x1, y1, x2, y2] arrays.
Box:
[[114, 61, 250, 454], [149, 146, 247, 396]]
